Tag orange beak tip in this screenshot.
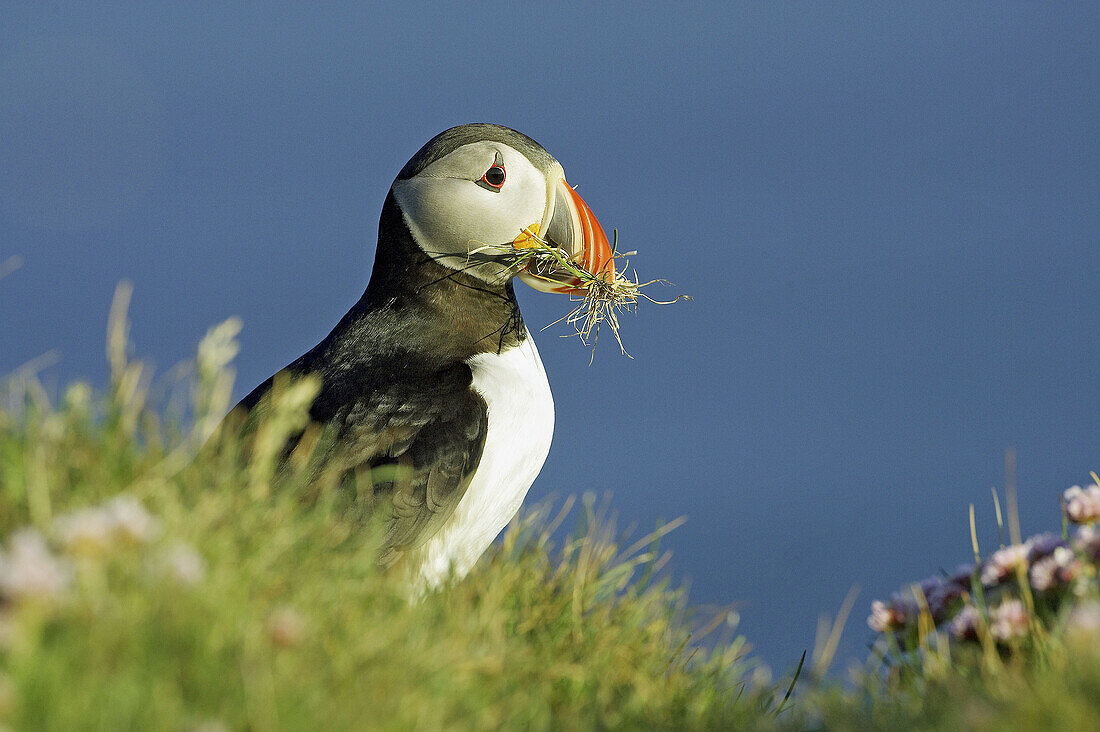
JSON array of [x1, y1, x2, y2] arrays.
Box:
[[561, 183, 616, 283]]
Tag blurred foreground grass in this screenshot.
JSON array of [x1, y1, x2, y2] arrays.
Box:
[[0, 285, 1097, 730], [0, 287, 767, 730]]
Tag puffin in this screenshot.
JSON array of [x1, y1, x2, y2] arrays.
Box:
[[231, 124, 615, 590]]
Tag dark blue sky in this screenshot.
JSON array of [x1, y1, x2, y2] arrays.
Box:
[[2, 3, 1098, 673]]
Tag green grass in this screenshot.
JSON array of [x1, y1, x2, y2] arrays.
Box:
[[0, 292, 769, 730], [0, 287, 1097, 730]]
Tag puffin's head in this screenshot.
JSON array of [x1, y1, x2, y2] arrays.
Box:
[[391, 123, 614, 294]]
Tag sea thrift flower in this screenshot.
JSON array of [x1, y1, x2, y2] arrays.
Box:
[[949, 604, 981, 641], [1026, 533, 1067, 562], [922, 571, 971, 623], [1029, 546, 1079, 591], [868, 600, 901, 632], [870, 571, 975, 633], [989, 599, 1029, 642], [1063, 484, 1100, 524], [914, 575, 943, 600], [1026, 533, 1078, 590], [1073, 524, 1100, 561], [1053, 546, 1077, 571], [0, 529, 72, 602], [981, 542, 1030, 586], [1029, 554, 1056, 590], [947, 563, 976, 587], [867, 596, 915, 633]]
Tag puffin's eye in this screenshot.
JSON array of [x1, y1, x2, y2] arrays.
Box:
[[483, 165, 506, 187], [476, 152, 507, 191]]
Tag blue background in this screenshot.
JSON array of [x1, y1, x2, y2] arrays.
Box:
[[2, 3, 1097, 674]]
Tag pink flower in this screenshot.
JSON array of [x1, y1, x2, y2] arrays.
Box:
[[989, 599, 1029, 642], [867, 596, 916, 633], [1063, 484, 1100, 524], [1073, 524, 1100, 560], [923, 572, 970, 622], [1026, 533, 1068, 562], [981, 543, 1030, 586], [1030, 546, 1079, 591], [949, 604, 981, 641]]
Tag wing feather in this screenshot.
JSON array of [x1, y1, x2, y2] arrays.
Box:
[[234, 359, 488, 568]]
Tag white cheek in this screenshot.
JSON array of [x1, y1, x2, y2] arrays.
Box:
[[392, 177, 472, 254], [393, 175, 544, 256]]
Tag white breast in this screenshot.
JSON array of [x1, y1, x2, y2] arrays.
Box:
[[411, 330, 555, 590]]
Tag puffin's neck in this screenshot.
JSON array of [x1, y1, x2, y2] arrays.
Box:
[[353, 192, 527, 362]]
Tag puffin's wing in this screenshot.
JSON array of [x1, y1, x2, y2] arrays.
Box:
[[315, 368, 490, 567], [231, 361, 488, 567]]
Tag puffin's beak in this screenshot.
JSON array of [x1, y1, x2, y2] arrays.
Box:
[[515, 179, 616, 294]]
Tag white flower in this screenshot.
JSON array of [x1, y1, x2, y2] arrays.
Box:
[[989, 599, 1029, 642], [1063, 484, 1100, 524], [0, 529, 72, 601], [981, 543, 1030, 586], [868, 600, 894, 632]]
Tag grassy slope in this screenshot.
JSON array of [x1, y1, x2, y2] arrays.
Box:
[[0, 301, 1097, 729]]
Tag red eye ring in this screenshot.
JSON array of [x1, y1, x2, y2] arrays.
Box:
[[481, 164, 506, 189]]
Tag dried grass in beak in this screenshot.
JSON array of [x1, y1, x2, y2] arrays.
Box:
[[510, 228, 690, 361]]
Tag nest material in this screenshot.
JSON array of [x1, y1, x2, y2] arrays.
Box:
[[508, 228, 690, 359]]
